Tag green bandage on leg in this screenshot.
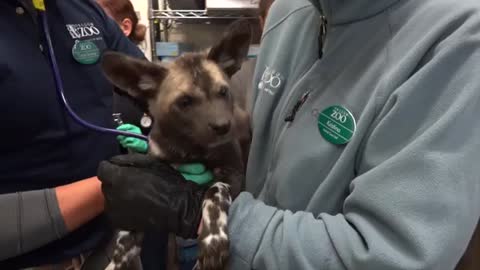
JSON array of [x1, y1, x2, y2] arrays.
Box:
[[177, 163, 214, 186], [177, 164, 206, 175]]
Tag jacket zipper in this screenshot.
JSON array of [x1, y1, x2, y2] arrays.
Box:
[[284, 90, 311, 122], [264, 16, 329, 181], [284, 15, 328, 124], [319, 15, 328, 58]]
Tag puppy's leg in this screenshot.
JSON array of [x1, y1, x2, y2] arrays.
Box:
[[196, 182, 232, 270], [105, 231, 144, 270]]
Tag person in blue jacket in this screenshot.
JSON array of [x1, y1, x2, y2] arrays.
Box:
[[0, 0, 153, 269], [98, 0, 480, 270]]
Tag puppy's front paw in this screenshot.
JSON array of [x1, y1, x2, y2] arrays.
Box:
[[197, 233, 229, 270], [196, 183, 232, 270], [106, 230, 144, 270]]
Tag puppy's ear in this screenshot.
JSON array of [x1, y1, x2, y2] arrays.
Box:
[[207, 19, 252, 77], [101, 51, 167, 99]]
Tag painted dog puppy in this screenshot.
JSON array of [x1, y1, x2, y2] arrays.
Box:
[[100, 19, 252, 270]]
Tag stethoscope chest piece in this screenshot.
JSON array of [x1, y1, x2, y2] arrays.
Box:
[[140, 114, 152, 129]]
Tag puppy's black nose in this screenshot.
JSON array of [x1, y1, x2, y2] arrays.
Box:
[[209, 121, 231, 136]]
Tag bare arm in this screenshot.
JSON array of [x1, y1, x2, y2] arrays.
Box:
[[0, 177, 104, 260], [55, 177, 104, 232]]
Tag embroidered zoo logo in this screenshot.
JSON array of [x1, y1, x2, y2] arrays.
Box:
[[66, 23, 100, 39], [258, 66, 284, 95]]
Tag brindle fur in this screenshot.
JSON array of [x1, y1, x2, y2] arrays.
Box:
[[101, 20, 252, 270]]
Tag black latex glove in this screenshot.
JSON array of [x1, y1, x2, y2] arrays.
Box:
[[97, 154, 207, 239]]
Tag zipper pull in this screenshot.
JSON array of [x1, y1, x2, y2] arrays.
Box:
[[284, 90, 311, 123], [319, 15, 328, 58]]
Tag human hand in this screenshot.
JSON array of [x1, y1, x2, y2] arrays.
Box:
[[116, 124, 148, 153], [97, 154, 207, 239]]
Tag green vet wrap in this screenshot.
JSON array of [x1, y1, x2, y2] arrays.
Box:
[[177, 163, 214, 186]]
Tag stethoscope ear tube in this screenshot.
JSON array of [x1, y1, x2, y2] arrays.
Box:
[[38, 10, 149, 141]]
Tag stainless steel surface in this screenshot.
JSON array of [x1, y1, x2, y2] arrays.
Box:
[[151, 9, 255, 20]]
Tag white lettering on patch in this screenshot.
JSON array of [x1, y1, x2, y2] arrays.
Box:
[[258, 66, 284, 96], [66, 23, 101, 39]]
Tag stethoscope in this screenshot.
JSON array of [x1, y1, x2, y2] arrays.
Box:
[[34, 0, 149, 141]]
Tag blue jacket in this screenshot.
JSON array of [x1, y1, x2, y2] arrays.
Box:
[[0, 0, 143, 267], [228, 0, 480, 269]]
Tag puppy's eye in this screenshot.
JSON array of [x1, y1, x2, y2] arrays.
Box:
[[176, 95, 194, 109], [218, 86, 229, 98]]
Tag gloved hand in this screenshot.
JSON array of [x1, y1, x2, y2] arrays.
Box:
[[116, 124, 214, 183], [97, 154, 207, 239], [116, 124, 148, 153]]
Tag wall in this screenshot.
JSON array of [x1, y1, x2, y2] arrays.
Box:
[[131, 1, 260, 60], [131, 0, 154, 60], [168, 20, 261, 49]]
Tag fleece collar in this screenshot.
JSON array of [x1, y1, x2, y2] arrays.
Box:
[[309, 0, 401, 25]]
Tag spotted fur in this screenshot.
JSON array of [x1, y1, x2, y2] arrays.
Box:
[[196, 183, 232, 270], [105, 231, 144, 270], [101, 19, 252, 270]]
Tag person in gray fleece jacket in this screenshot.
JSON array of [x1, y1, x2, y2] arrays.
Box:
[[98, 0, 480, 269]]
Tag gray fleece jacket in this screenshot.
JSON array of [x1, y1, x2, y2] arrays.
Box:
[[228, 0, 480, 269]]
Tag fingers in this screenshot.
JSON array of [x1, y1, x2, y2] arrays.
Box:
[[116, 124, 142, 148], [120, 137, 135, 148], [97, 160, 120, 187], [117, 124, 136, 132], [117, 124, 141, 134], [119, 138, 148, 153], [109, 153, 153, 167], [106, 154, 174, 176], [124, 137, 135, 144]]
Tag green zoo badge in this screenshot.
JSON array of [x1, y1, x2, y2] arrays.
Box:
[[318, 105, 356, 145], [72, 40, 100, 65]]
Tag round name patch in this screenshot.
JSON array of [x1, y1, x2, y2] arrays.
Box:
[[317, 105, 356, 145], [72, 40, 100, 65]]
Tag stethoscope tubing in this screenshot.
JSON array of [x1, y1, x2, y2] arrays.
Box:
[[39, 10, 149, 141]]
